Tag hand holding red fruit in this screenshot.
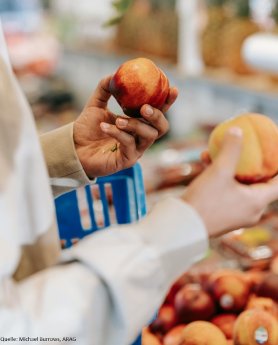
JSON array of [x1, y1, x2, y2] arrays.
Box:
[[182, 125, 278, 237], [109, 58, 170, 118], [73, 75, 178, 178]]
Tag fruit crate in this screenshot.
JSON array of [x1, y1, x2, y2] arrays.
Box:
[[55, 163, 146, 345]]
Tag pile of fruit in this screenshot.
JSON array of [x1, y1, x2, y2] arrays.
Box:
[[142, 268, 278, 345]]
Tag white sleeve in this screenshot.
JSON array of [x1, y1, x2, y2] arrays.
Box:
[[0, 198, 208, 345]]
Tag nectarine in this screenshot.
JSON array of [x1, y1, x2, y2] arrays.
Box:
[[246, 295, 278, 320], [163, 325, 187, 345], [174, 284, 215, 323], [208, 113, 278, 183], [149, 305, 177, 335], [256, 273, 278, 303], [245, 270, 267, 293], [109, 58, 170, 117], [211, 314, 237, 339], [234, 309, 278, 345], [208, 270, 250, 313], [181, 321, 227, 345], [163, 274, 192, 305], [142, 327, 162, 345]]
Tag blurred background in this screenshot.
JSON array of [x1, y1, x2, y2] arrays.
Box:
[[2, 0, 278, 192]]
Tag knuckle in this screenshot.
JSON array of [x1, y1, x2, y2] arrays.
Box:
[[126, 135, 134, 145], [150, 128, 159, 140]]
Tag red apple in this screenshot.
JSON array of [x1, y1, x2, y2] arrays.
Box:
[[109, 57, 170, 117], [246, 295, 278, 320], [208, 270, 250, 312], [211, 314, 237, 339], [149, 305, 177, 335], [163, 325, 187, 345], [234, 309, 278, 345], [174, 283, 215, 323]]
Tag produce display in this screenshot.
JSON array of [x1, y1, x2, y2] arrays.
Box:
[[142, 269, 278, 345], [109, 57, 169, 118], [208, 113, 278, 183], [142, 112, 278, 345]]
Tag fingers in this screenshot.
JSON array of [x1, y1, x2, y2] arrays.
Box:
[[139, 105, 169, 138], [100, 122, 136, 160], [213, 127, 243, 178], [161, 87, 179, 113], [116, 116, 159, 151], [86, 76, 112, 109]]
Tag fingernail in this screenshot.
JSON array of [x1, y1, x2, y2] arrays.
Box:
[[145, 105, 154, 116], [117, 118, 128, 127], [229, 127, 242, 137], [100, 122, 111, 131]]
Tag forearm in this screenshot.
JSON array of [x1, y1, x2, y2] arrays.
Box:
[[2, 198, 208, 345]]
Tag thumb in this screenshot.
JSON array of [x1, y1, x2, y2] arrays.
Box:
[[86, 75, 112, 109], [214, 127, 243, 177]]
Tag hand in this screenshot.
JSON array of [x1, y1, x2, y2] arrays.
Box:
[[182, 127, 278, 237], [73, 76, 178, 178]]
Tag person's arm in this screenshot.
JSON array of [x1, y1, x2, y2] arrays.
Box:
[[1, 198, 207, 345]]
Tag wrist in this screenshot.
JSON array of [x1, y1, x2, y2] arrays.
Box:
[[179, 196, 220, 239]]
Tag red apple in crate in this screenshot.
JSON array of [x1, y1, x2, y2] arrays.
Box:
[[149, 305, 177, 335], [208, 270, 250, 312], [211, 314, 237, 339], [256, 273, 278, 303], [181, 321, 227, 345], [246, 295, 278, 320], [142, 327, 162, 345], [163, 325, 187, 345], [234, 309, 278, 345], [174, 284, 215, 323], [109, 58, 170, 117]]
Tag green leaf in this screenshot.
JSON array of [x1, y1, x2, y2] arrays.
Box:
[[104, 0, 133, 27], [103, 15, 123, 27]]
